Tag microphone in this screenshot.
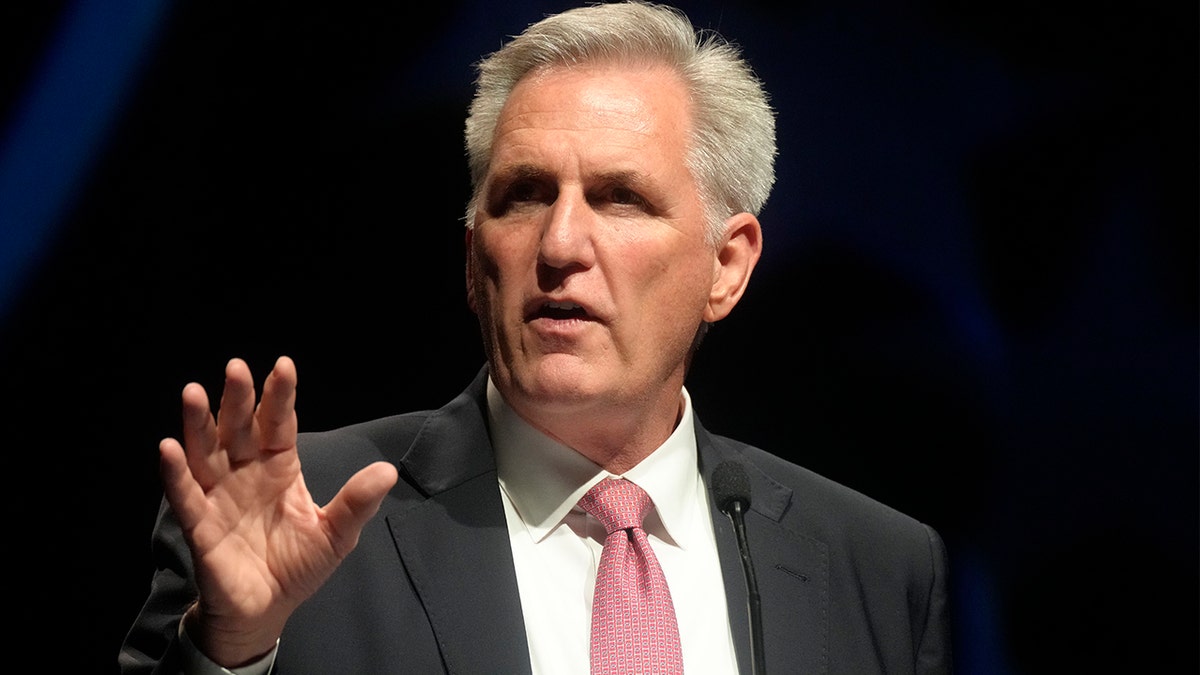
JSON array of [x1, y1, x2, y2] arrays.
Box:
[[712, 461, 766, 675]]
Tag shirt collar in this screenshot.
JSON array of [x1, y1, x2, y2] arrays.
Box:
[[489, 378, 702, 550]]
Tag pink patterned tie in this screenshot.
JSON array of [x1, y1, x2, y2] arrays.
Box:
[[579, 478, 684, 674]]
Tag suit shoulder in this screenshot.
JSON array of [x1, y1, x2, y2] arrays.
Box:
[[293, 411, 433, 494], [301, 411, 433, 454], [710, 433, 940, 559]]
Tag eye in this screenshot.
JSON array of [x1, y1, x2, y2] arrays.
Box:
[[609, 186, 644, 206], [508, 179, 542, 204], [486, 176, 554, 216]]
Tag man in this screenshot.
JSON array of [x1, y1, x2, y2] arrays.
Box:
[[121, 2, 951, 673]]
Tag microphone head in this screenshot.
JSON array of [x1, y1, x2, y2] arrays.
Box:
[[711, 460, 752, 514]]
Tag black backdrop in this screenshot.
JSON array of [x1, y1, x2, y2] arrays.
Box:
[[1, 1, 1195, 672]]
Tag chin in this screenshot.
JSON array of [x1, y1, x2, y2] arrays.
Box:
[[507, 356, 610, 410]]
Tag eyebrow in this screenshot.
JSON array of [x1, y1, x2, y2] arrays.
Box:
[[487, 163, 549, 188], [489, 163, 653, 185], [592, 169, 652, 189], [484, 164, 664, 218]]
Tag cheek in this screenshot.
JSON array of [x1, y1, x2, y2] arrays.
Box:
[[468, 235, 505, 316], [621, 248, 714, 339], [471, 228, 507, 282], [636, 244, 713, 302], [472, 231, 530, 313]]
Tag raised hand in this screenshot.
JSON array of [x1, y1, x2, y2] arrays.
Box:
[[158, 356, 398, 667]]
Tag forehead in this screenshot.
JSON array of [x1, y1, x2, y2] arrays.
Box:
[[490, 63, 693, 166]]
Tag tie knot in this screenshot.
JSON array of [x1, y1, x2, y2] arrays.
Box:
[[579, 478, 652, 534]]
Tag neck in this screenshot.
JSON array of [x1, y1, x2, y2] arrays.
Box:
[[509, 390, 685, 475]]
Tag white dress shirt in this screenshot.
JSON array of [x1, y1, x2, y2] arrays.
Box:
[[488, 379, 740, 674], [182, 381, 739, 675]]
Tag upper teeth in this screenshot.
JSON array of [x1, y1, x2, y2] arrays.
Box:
[[546, 301, 581, 310]]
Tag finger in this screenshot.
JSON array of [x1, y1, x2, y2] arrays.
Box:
[[180, 381, 224, 488], [216, 358, 260, 463], [321, 462, 399, 558], [257, 356, 298, 452], [160, 437, 212, 533]]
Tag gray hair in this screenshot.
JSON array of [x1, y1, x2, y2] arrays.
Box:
[[464, 1, 776, 244]]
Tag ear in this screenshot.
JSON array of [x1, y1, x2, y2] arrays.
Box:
[[465, 227, 478, 314], [704, 212, 762, 323]]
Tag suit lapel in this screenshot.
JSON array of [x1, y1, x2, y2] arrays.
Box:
[[384, 372, 533, 674], [374, 374, 829, 674], [699, 426, 830, 675]]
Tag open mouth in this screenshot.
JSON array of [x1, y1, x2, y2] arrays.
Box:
[[530, 300, 591, 322]]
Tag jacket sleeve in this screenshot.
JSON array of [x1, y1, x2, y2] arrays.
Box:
[[916, 524, 953, 675], [118, 499, 195, 675]]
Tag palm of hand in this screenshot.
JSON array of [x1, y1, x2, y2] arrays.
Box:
[[159, 356, 397, 665], [188, 449, 339, 622]]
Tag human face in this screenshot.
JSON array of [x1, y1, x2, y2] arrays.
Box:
[[467, 64, 729, 447]]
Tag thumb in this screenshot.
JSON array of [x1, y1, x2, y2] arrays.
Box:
[[322, 461, 399, 557]]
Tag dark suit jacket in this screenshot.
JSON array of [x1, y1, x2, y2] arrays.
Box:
[[120, 369, 952, 674]]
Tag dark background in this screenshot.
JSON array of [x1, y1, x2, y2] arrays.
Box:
[[1, 1, 1194, 672]]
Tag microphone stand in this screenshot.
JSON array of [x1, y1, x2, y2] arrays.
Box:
[[726, 498, 766, 675]]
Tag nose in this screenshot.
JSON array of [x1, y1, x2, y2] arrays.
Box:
[[537, 187, 596, 273]]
